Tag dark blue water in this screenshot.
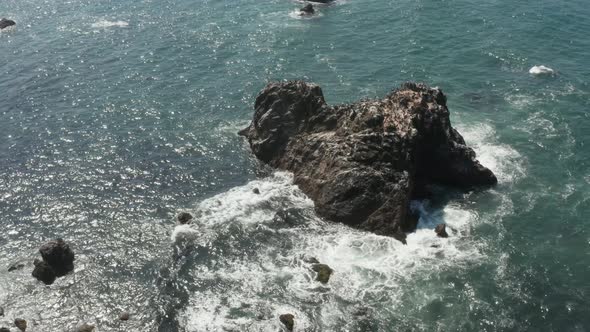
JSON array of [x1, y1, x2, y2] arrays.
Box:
[[1, 0, 589, 331]]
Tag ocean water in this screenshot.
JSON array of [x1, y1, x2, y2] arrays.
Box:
[[1, 0, 589, 331]]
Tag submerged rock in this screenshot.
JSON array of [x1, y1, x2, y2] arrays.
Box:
[[0, 306, 3, 316], [76, 323, 95, 332], [240, 81, 496, 242], [300, 4, 315, 15], [252, 187, 260, 194], [435, 223, 449, 238], [312, 263, 333, 283], [32, 259, 56, 285], [0, 19, 16, 30], [177, 212, 193, 224], [309, 0, 334, 3], [14, 318, 26, 332], [8, 262, 25, 272], [39, 238, 74, 276], [279, 313, 294, 331], [0, 328, 9, 332], [119, 311, 130, 321]]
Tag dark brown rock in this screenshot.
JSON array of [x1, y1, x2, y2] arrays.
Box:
[[279, 313, 294, 331], [252, 188, 260, 194], [119, 311, 130, 321], [435, 224, 449, 238], [177, 212, 193, 224], [32, 259, 56, 285], [14, 318, 26, 332], [0, 19, 16, 30], [39, 239, 74, 277], [312, 263, 333, 283], [240, 81, 496, 242], [300, 4, 315, 15]]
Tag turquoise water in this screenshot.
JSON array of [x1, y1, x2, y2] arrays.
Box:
[[1, 0, 589, 331]]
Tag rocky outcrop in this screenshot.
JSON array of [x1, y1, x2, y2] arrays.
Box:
[[32, 239, 74, 284], [39, 239, 74, 276], [435, 223, 449, 238], [0, 19, 15, 30], [14, 318, 26, 332], [240, 81, 496, 242], [312, 263, 333, 283], [177, 212, 193, 224], [279, 314, 295, 331]]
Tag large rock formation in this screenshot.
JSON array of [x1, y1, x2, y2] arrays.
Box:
[[240, 81, 496, 242]]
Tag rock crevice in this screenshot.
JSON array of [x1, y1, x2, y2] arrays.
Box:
[[240, 81, 496, 241]]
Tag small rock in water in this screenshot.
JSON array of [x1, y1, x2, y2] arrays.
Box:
[[312, 263, 333, 283], [76, 323, 95, 332], [0, 327, 10, 332], [32, 259, 56, 285], [300, 4, 315, 15], [39, 238, 75, 276], [0, 306, 3, 316], [8, 262, 25, 272], [529, 65, 554, 76], [435, 224, 449, 238], [177, 212, 193, 224], [279, 313, 295, 331], [14, 318, 26, 332], [119, 311, 130, 321], [0, 18, 16, 30], [252, 187, 260, 194]]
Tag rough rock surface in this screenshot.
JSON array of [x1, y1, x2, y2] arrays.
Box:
[[39, 238, 74, 276], [0, 19, 16, 30], [14, 318, 26, 332], [435, 223, 449, 238], [32, 259, 56, 285], [312, 263, 333, 283], [240, 81, 496, 241], [0, 328, 9, 332], [177, 212, 193, 224], [279, 314, 295, 331]]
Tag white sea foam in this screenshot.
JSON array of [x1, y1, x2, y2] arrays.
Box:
[[288, 10, 323, 19], [456, 123, 526, 183], [170, 120, 521, 330], [529, 65, 555, 76], [171, 170, 506, 329], [91, 20, 129, 28]]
